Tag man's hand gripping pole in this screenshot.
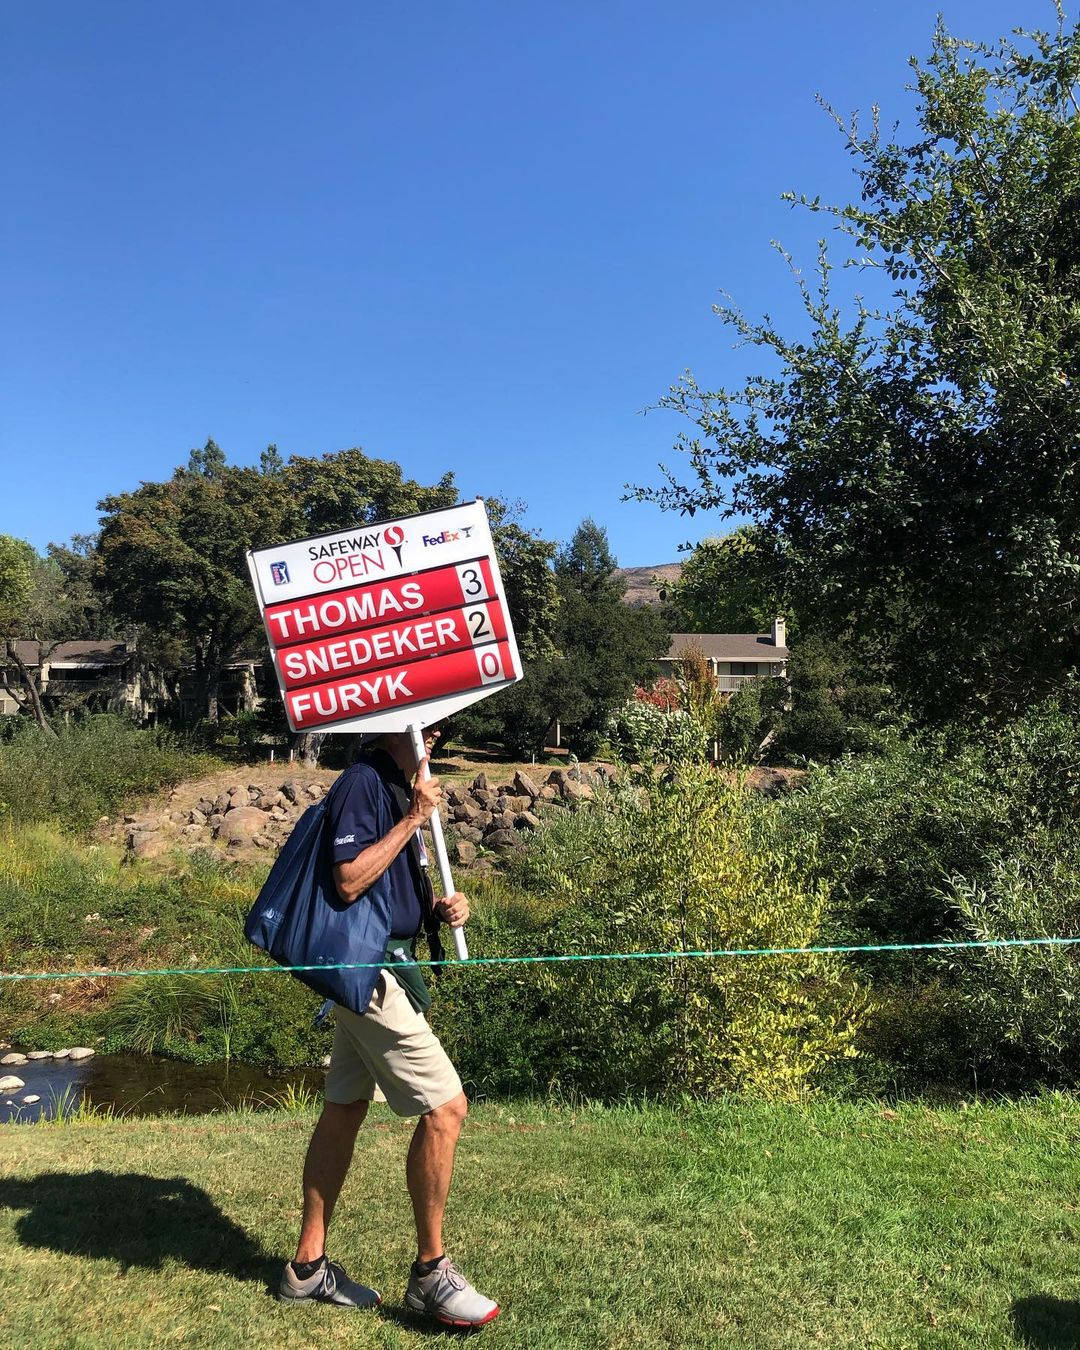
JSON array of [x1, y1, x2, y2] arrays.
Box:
[[409, 723, 469, 961]]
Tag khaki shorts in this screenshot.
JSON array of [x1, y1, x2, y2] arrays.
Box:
[[325, 970, 463, 1117]]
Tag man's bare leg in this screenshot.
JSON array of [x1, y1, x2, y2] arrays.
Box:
[[405, 1092, 468, 1261], [295, 1098, 369, 1264]]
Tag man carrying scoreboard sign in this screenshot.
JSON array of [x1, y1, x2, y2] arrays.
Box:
[[278, 724, 500, 1328], [246, 501, 519, 1329]]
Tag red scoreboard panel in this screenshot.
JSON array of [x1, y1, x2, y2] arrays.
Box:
[[285, 639, 517, 730], [276, 601, 509, 690], [264, 559, 497, 646]]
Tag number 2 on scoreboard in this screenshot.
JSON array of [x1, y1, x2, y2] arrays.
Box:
[[465, 605, 493, 643]]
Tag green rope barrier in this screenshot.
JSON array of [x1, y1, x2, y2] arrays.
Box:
[[2, 935, 1079, 983]]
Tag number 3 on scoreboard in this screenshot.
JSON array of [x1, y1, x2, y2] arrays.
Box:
[[455, 562, 486, 600], [474, 644, 505, 686]]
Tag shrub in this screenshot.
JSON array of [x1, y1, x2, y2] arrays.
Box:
[[519, 768, 868, 1100], [936, 830, 1080, 1089], [774, 735, 1013, 946], [0, 715, 214, 831], [607, 699, 707, 765]]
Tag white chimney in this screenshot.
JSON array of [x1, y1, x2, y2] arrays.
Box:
[[771, 616, 786, 649]]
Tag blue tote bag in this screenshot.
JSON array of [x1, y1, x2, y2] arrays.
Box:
[[243, 774, 394, 1016]]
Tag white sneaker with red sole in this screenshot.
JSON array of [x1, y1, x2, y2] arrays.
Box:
[[404, 1256, 500, 1328]]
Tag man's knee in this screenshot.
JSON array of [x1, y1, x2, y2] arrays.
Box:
[[425, 1090, 468, 1133], [321, 1097, 370, 1133]]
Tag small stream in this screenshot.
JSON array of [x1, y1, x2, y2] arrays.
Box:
[[0, 1049, 325, 1123]]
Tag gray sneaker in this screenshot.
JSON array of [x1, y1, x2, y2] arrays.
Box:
[[404, 1256, 500, 1328], [278, 1257, 380, 1309]]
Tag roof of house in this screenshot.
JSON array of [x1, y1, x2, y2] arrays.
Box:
[[9, 640, 132, 668], [663, 633, 789, 662]]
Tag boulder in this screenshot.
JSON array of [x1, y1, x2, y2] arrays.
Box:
[[539, 785, 558, 801], [189, 808, 207, 827], [514, 811, 541, 831], [131, 831, 168, 860], [197, 798, 215, 816], [214, 792, 230, 814], [455, 824, 483, 844], [51, 1049, 71, 1059], [67, 1047, 95, 1061], [455, 839, 478, 866], [493, 811, 517, 832], [22, 1094, 41, 1104], [562, 779, 593, 803], [513, 770, 541, 799], [0, 1052, 27, 1066], [281, 780, 300, 804], [217, 807, 267, 844], [484, 828, 524, 852], [0, 1075, 25, 1093], [453, 798, 481, 824], [470, 772, 488, 792], [26, 1051, 53, 1061]]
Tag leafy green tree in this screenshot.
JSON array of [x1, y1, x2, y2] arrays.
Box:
[[633, 11, 1080, 723], [669, 527, 785, 635], [96, 440, 457, 721], [553, 521, 671, 757], [0, 535, 103, 732], [487, 501, 561, 663]]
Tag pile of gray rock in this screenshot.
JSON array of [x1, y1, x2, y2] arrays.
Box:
[[124, 779, 328, 859], [444, 765, 611, 865], [121, 765, 613, 867]]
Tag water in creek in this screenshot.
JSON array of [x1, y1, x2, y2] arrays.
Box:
[[0, 1050, 325, 1124]]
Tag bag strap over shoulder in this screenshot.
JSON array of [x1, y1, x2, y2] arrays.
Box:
[[356, 749, 445, 966]]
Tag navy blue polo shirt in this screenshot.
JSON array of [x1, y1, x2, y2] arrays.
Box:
[[327, 761, 424, 940]]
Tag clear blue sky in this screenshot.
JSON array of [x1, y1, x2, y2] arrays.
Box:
[[1, 0, 1038, 565]]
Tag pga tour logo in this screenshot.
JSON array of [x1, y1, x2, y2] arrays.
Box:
[[270, 561, 290, 586]]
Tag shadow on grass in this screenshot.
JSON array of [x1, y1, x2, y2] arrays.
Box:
[[1012, 1296, 1080, 1348], [0, 1171, 278, 1288], [379, 1304, 489, 1338]]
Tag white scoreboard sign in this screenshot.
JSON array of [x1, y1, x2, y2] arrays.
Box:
[[248, 499, 524, 735]]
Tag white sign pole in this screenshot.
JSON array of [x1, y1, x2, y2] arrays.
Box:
[[409, 722, 469, 961]]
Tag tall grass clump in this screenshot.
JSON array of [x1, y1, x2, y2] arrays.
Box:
[[0, 715, 214, 830]]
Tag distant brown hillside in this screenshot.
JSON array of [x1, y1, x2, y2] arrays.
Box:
[[616, 563, 682, 607]]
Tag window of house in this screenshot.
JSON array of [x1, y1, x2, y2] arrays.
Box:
[[730, 662, 767, 677]]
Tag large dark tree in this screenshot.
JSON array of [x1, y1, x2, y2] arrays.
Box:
[[96, 441, 457, 721], [552, 519, 671, 757], [632, 11, 1080, 723]]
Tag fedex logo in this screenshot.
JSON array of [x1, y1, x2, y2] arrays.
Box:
[[422, 527, 474, 547]]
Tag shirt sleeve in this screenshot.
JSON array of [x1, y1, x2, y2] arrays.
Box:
[[327, 765, 387, 864]]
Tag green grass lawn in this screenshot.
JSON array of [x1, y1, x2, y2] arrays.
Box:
[[3, 1098, 1080, 1348]]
